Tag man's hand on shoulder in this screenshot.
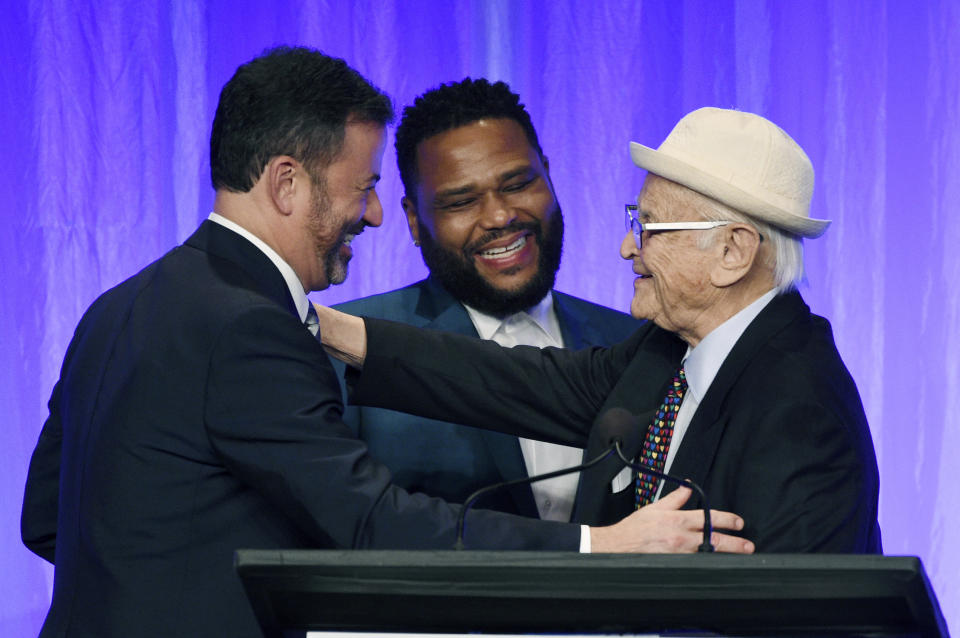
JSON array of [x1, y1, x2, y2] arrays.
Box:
[[589, 486, 755, 554]]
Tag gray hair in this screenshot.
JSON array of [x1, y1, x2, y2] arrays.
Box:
[[669, 183, 805, 293]]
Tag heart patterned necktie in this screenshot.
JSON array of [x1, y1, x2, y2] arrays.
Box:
[[635, 367, 687, 508]]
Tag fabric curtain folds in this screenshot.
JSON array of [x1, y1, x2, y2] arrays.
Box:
[[1, 1, 957, 634]]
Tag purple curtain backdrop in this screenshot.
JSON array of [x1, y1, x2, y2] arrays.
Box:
[[2, 1, 957, 634]]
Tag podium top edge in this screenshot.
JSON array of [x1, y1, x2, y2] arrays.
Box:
[[234, 549, 920, 572]]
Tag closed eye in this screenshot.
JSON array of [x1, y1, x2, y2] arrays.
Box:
[[503, 178, 535, 193], [435, 197, 477, 212]]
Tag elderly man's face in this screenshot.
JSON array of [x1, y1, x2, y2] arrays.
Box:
[[620, 175, 722, 343]]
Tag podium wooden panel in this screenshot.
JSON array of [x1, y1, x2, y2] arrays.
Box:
[[235, 551, 949, 637]]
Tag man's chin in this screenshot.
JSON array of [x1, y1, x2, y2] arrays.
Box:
[[323, 254, 350, 287], [629, 298, 648, 319], [418, 221, 561, 317], [630, 297, 661, 323], [328, 266, 348, 286], [462, 276, 552, 317]]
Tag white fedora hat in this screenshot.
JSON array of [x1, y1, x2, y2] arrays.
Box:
[[629, 107, 830, 238]]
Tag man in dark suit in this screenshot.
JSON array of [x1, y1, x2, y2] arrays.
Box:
[[334, 79, 639, 522], [318, 107, 882, 554], [20, 50, 753, 638]]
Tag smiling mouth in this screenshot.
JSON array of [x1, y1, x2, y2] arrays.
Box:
[[476, 234, 530, 260], [342, 228, 363, 247]]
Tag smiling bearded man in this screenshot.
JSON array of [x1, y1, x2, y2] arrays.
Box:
[[332, 78, 640, 523], [416, 200, 564, 317]]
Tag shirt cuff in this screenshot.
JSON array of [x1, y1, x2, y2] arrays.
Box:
[[579, 524, 591, 553]]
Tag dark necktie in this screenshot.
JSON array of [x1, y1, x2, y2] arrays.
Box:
[[635, 367, 687, 508]]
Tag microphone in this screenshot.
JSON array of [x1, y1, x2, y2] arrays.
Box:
[[590, 407, 643, 461], [597, 407, 714, 553], [454, 408, 714, 552]]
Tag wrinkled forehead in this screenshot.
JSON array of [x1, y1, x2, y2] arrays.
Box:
[[637, 174, 698, 221]]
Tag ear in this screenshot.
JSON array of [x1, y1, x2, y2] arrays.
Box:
[[266, 156, 301, 216], [402, 196, 421, 245], [541, 155, 557, 192], [709, 224, 763, 288]]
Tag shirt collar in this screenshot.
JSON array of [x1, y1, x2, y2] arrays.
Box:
[[463, 293, 562, 344], [682, 289, 778, 402], [207, 212, 311, 322]]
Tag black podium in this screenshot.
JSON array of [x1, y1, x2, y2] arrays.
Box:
[[235, 550, 949, 637]]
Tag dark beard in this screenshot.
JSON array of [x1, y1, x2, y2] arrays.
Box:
[[309, 177, 362, 288], [322, 238, 348, 286], [417, 206, 564, 318]]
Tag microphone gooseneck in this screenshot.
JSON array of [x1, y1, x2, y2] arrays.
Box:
[[454, 407, 714, 552], [454, 446, 615, 550], [597, 407, 714, 552]]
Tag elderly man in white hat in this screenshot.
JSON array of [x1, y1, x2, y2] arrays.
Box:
[[317, 107, 882, 553]]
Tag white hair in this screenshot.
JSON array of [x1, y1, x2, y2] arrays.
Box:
[[666, 182, 805, 293]]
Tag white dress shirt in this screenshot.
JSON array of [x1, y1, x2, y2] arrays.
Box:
[[464, 295, 585, 523], [207, 213, 312, 326]]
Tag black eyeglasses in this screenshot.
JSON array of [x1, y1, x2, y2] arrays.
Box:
[[624, 204, 732, 248]]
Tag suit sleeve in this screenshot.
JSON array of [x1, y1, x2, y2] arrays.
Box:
[[203, 304, 579, 551], [348, 318, 648, 448], [21, 314, 91, 563], [21, 381, 63, 563], [328, 355, 362, 437], [732, 398, 879, 553]]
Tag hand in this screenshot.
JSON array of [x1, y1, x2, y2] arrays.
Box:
[[589, 486, 754, 554], [313, 303, 367, 368]]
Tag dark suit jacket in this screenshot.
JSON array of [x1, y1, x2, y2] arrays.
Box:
[[20, 221, 579, 638], [349, 291, 882, 553], [332, 278, 639, 519]]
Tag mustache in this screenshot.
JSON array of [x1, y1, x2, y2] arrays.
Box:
[[463, 221, 541, 255], [337, 220, 368, 244], [348, 220, 368, 236]]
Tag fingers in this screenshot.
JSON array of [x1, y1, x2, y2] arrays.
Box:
[[646, 488, 746, 533], [709, 509, 745, 532], [647, 485, 692, 509], [601, 488, 755, 554], [710, 532, 755, 554], [657, 503, 749, 553]]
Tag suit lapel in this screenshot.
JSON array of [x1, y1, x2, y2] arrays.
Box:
[[185, 220, 299, 319], [606, 327, 685, 417], [553, 292, 605, 349], [572, 326, 684, 524], [416, 278, 478, 334], [477, 431, 537, 517], [665, 292, 809, 500], [415, 278, 539, 518]]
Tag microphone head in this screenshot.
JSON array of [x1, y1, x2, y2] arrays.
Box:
[[594, 407, 643, 458]]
